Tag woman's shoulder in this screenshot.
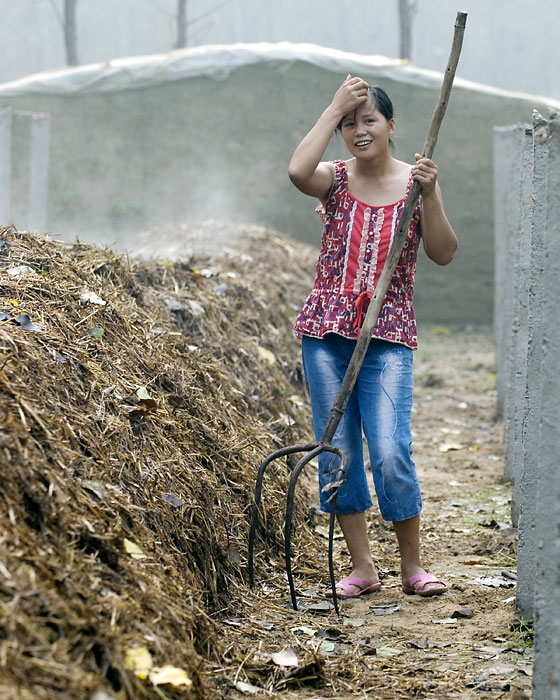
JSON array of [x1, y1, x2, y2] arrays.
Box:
[[392, 158, 414, 174]]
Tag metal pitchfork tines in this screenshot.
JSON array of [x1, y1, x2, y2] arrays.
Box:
[[248, 11, 467, 617]]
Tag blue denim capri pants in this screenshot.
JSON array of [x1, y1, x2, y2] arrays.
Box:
[[301, 333, 422, 522]]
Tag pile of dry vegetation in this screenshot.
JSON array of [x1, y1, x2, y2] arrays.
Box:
[[0, 223, 320, 699]]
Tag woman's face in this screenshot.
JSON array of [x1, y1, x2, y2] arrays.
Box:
[[340, 96, 395, 159]]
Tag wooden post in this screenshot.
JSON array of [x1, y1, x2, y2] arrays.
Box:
[[0, 108, 11, 226], [176, 0, 188, 49], [64, 0, 79, 66]]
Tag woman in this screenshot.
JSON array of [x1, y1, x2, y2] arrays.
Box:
[[288, 75, 457, 598]]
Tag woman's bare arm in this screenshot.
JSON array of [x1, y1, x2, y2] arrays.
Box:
[[413, 154, 458, 265], [288, 75, 369, 201]]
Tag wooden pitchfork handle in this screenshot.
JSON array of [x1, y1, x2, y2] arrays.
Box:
[[321, 10, 468, 444]]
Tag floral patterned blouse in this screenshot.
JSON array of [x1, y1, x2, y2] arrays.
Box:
[[293, 159, 423, 349]]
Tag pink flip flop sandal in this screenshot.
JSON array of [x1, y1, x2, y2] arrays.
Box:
[[402, 573, 447, 597], [326, 576, 382, 599]]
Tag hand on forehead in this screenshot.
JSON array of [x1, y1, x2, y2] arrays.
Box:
[[344, 93, 376, 122]]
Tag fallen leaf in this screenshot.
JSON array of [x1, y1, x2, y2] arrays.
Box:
[[149, 665, 192, 687], [297, 600, 334, 614], [485, 665, 516, 676], [7, 265, 37, 276], [248, 617, 274, 630], [279, 412, 295, 426], [376, 646, 403, 658], [271, 647, 299, 667], [90, 326, 104, 339], [432, 617, 457, 625], [288, 394, 304, 407], [197, 267, 217, 278], [314, 525, 343, 539], [137, 398, 157, 412], [473, 645, 507, 657], [299, 589, 317, 599], [257, 346, 276, 365], [462, 559, 488, 565], [228, 544, 242, 564], [371, 605, 399, 616], [162, 492, 184, 507], [123, 539, 147, 559], [90, 691, 118, 700], [187, 299, 205, 316], [343, 618, 364, 627], [136, 387, 151, 400], [469, 575, 515, 588], [13, 314, 43, 332], [124, 645, 153, 679], [439, 442, 464, 452], [319, 641, 335, 653], [407, 638, 429, 649], [361, 647, 377, 656], [317, 628, 341, 640], [165, 297, 184, 312], [80, 480, 106, 500], [235, 681, 262, 695], [291, 626, 317, 636], [80, 290, 106, 306]]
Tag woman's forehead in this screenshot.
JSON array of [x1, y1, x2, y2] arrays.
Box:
[[343, 98, 379, 122], [356, 95, 378, 116]]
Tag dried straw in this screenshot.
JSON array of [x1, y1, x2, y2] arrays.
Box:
[[0, 223, 319, 699]]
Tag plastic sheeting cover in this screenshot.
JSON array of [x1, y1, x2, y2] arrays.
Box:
[[1, 42, 559, 108]]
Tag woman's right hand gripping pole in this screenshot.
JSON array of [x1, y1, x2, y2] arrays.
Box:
[[288, 75, 370, 202]]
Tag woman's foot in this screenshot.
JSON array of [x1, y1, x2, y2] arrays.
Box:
[[402, 568, 447, 596], [326, 564, 381, 598], [326, 576, 381, 598]]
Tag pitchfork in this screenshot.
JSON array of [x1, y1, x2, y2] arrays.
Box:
[[248, 12, 467, 616]]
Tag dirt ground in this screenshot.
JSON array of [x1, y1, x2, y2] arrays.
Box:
[[215, 327, 532, 700]]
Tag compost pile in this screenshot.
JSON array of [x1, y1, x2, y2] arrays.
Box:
[[0, 224, 319, 699]]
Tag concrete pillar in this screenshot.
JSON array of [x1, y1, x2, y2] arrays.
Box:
[[496, 125, 525, 484], [533, 115, 560, 700], [27, 113, 50, 232], [510, 126, 533, 528], [516, 112, 549, 620], [0, 108, 11, 226], [493, 125, 524, 420]]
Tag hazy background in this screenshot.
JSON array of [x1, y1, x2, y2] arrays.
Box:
[[1, 1, 559, 326], [2, 0, 559, 100]]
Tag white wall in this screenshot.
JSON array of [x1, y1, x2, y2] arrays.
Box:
[[2, 0, 559, 100]]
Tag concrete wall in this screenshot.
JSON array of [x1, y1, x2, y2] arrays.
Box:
[[494, 114, 560, 698]]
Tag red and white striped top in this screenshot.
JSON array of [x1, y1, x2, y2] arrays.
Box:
[[293, 159, 423, 349]]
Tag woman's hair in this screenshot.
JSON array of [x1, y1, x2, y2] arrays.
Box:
[[336, 86, 394, 131], [368, 86, 394, 121]]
